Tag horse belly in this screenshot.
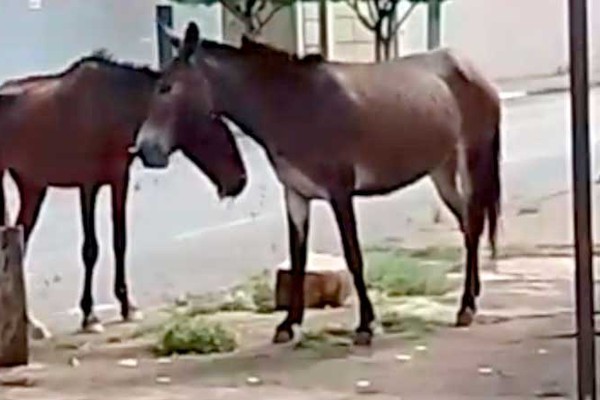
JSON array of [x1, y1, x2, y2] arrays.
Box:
[[354, 161, 430, 195], [353, 133, 455, 195], [7, 151, 124, 187]]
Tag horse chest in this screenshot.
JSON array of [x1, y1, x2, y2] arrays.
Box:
[[273, 156, 329, 199]]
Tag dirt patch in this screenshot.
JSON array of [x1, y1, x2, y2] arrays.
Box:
[[0, 256, 588, 399]]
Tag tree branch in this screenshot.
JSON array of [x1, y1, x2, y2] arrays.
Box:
[[220, 0, 246, 22], [365, 0, 377, 25], [256, 0, 269, 14], [344, 0, 375, 30], [391, 1, 418, 36], [256, 2, 287, 31]]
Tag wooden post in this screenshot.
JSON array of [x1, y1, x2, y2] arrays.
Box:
[[318, 0, 329, 59], [0, 226, 28, 367], [568, 0, 596, 397], [156, 5, 174, 69]]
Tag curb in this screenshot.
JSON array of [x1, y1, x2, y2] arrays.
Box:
[[500, 81, 600, 102]]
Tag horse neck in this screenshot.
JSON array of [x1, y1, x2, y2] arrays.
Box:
[[203, 52, 289, 146], [102, 68, 158, 129], [108, 69, 157, 106], [71, 66, 158, 143]]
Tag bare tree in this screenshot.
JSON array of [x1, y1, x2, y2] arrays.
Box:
[[172, 0, 293, 37], [344, 0, 424, 62]]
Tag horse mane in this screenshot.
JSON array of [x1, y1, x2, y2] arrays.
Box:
[[64, 49, 161, 79], [240, 35, 325, 66], [293, 53, 325, 64], [240, 35, 290, 59], [5, 49, 160, 87], [198, 37, 324, 68]]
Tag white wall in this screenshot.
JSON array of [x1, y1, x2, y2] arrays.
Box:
[[221, 4, 297, 52], [322, 0, 600, 81], [0, 0, 223, 82], [0, 0, 156, 81]]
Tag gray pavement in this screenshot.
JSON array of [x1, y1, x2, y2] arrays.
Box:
[[14, 87, 600, 332]]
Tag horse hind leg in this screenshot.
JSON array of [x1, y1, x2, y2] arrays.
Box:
[[10, 171, 52, 339], [456, 197, 485, 327], [0, 169, 6, 226], [456, 134, 500, 326], [430, 155, 464, 231], [432, 150, 499, 259]]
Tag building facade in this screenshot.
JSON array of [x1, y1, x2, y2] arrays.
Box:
[[0, 0, 598, 83]]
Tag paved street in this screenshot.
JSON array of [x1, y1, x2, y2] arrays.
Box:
[[12, 88, 599, 332]]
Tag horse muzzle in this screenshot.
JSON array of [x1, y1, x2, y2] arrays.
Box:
[[136, 141, 170, 169]]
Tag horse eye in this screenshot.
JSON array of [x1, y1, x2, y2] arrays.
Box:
[[158, 83, 172, 94]]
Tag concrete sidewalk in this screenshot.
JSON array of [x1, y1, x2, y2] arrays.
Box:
[[497, 72, 600, 101]]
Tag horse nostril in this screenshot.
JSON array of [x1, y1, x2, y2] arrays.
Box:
[[138, 142, 169, 169], [232, 173, 248, 196]]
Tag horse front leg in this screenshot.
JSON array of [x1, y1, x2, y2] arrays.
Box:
[[111, 175, 142, 323], [331, 194, 375, 346], [273, 188, 310, 344], [78, 184, 103, 333]]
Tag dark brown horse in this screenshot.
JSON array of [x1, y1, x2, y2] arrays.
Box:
[[0, 50, 247, 334], [137, 22, 501, 346]]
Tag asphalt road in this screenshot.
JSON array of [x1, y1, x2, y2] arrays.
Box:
[[12, 88, 599, 332]]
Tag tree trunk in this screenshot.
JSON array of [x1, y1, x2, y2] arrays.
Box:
[[382, 37, 392, 61], [243, 17, 256, 37], [375, 33, 384, 62], [0, 226, 27, 367]]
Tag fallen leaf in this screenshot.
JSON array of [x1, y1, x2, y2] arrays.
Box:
[[118, 358, 138, 368], [355, 380, 378, 394], [246, 376, 262, 386], [478, 366, 494, 375], [68, 357, 80, 368]]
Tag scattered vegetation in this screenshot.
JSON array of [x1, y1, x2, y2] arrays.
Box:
[[181, 269, 276, 316], [155, 316, 237, 356], [246, 269, 276, 314], [365, 247, 459, 297], [379, 310, 437, 339]]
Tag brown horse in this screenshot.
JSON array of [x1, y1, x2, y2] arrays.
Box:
[[0, 50, 247, 334], [137, 22, 501, 346]]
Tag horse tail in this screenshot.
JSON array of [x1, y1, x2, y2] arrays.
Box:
[[464, 125, 501, 261], [485, 125, 501, 258]]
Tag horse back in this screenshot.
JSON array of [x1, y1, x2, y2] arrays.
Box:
[[399, 49, 501, 146]]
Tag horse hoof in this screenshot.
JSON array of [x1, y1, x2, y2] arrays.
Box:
[[29, 323, 52, 340], [353, 331, 373, 346], [456, 308, 474, 327], [124, 309, 144, 323], [272, 328, 294, 344], [81, 321, 105, 334]]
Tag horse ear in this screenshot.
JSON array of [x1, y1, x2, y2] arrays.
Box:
[[182, 22, 201, 61], [241, 34, 252, 48], [157, 21, 181, 49], [0, 88, 22, 107]]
